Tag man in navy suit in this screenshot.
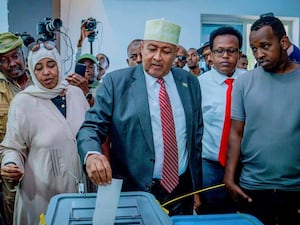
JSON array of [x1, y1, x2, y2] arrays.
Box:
[[77, 18, 203, 215]]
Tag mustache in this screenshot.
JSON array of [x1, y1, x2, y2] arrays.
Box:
[[8, 67, 22, 73]]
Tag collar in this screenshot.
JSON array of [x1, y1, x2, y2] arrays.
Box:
[[0, 70, 30, 86], [211, 66, 239, 85], [0, 72, 8, 82], [287, 44, 294, 56], [144, 70, 173, 88]]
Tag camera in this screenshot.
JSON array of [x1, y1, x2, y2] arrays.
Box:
[[82, 18, 98, 42], [84, 18, 97, 31], [15, 32, 36, 49], [37, 17, 62, 41]]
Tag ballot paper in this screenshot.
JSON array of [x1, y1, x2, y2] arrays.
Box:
[[93, 178, 123, 225]]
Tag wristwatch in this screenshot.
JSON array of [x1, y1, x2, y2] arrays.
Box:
[[85, 92, 93, 101]]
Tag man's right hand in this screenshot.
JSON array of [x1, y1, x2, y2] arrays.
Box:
[[224, 179, 252, 203], [66, 73, 89, 93], [77, 20, 96, 48], [86, 154, 112, 185]]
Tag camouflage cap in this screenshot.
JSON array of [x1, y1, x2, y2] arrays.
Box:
[[0, 32, 23, 54]]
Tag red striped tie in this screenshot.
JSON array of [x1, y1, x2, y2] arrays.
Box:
[[218, 78, 234, 166], [157, 78, 179, 193]]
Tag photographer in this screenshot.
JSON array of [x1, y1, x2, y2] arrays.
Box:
[[69, 18, 101, 107], [66, 53, 97, 106], [74, 18, 96, 64]]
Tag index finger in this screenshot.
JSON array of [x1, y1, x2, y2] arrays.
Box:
[[99, 156, 112, 183]]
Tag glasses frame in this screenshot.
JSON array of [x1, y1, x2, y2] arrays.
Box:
[[212, 48, 240, 57]]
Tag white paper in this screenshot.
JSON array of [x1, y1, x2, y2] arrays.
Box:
[[93, 178, 123, 225]]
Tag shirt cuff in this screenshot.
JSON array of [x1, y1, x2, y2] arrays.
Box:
[[84, 151, 102, 164]]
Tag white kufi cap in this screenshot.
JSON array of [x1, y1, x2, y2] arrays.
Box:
[[144, 18, 181, 46]]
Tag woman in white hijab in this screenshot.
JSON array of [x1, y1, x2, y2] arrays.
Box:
[[0, 42, 89, 225]]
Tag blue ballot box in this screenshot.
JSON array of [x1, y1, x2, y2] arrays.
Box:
[[43, 191, 172, 225], [171, 213, 264, 225]]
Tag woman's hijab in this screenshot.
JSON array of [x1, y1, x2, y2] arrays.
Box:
[[23, 42, 68, 99]]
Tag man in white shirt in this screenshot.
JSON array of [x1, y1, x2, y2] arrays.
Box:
[[198, 26, 244, 214]]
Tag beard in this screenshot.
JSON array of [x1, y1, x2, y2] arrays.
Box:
[[188, 65, 197, 70]]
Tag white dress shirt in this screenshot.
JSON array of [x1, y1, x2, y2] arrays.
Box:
[[144, 71, 188, 179], [198, 67, 242, 161]]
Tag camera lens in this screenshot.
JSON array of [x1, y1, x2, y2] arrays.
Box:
[[87, 22, 94, 29], [85, 19, 97, 31], [46, 18, 62, 32]]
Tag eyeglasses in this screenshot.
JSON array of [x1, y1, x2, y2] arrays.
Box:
[[212, 48, 239, 57], [176, 55, 186, 61], [30, 41, 56, 52]]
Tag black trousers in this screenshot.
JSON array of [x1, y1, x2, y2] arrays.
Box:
[[150, 169, 194, 216], [239, 188, 300, 225]]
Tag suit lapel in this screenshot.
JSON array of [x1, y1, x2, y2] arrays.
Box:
[[131, 65, 155, 152]]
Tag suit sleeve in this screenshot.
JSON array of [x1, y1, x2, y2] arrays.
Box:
[[76, 75, 113, 165]]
